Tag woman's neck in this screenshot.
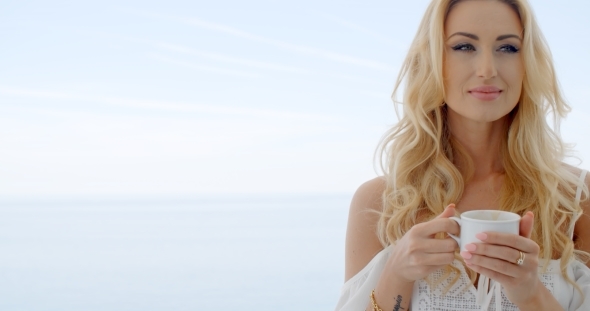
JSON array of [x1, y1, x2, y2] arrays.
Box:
[[447, 111, 508, 177]]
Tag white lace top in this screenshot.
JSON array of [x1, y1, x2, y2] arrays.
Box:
[[335, 171, 590, 311]]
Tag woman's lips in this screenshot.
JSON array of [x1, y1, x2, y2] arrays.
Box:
[[468, 86, 502, 101]]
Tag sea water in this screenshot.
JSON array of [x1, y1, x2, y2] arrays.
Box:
[[0, 195, 350, 311]]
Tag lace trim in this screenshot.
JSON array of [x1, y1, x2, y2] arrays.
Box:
[[413, 259, 561, 311]]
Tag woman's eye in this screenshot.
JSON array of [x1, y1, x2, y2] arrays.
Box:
[[451, 44, 475, 52], [498, 44, 520, 53]]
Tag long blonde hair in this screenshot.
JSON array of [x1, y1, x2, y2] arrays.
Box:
[[377, 0, 588, 291]]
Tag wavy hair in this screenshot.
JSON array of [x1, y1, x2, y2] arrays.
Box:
[[376, 0, 588, 293]]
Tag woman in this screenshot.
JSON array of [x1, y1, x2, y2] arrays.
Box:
[[335, 0, 590, 310]]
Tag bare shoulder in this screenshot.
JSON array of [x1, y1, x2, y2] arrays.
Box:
[[344, 176, 387, 281], [561, 163, 586, 178], [562, 163, 590, 209], [559, 163, 587, 202], [566, 165, 590, 263]]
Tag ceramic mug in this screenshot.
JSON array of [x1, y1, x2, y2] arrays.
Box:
[[448, 210, 521, 251]]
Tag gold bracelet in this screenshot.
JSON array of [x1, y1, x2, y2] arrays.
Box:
[[370, 290, 383, 311]]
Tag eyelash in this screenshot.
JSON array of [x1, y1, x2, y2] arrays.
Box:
[[451, 43, 520, 54]]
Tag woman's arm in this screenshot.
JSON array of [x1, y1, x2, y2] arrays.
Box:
[[344, 177, 386, 282], [344, 177, 459, 311], [345, 178, 411, 310], [345, 178, 414, 311]]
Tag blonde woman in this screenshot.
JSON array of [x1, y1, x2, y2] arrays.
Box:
[[335, 0, 590, 310]]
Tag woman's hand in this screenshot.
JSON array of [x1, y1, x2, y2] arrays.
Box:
[[460, 211, 542, 306], [386, 204, 460, 284]]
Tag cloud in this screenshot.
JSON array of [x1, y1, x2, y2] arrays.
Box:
[[0, 85, 337, 122], [154, 42, 310, 74], [125, 10, 395, 72], [91, 31, 390, 87], [0, 88, 78, 101], [92, 31, 310, 75], [359, 90, 393, 101], [312, 12, 403, 48], [148, 53, 261, 78]]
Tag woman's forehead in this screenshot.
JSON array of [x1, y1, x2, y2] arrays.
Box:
[[445, 0, 523, 38]]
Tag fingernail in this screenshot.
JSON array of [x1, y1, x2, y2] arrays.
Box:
[[476, 233, 487, 241], [460, 251, 472, 259], [465, 244, 476, 251]]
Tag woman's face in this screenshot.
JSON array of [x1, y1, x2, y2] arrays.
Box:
[[443, 0, 524, 125]]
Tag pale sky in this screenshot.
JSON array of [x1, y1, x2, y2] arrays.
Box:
[[1, 0, 589, 198]]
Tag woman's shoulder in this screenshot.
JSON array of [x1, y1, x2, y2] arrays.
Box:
[[351, 177, 387, 208], [557, 163, 589, 198], [344, 177, 387, 281], [560, 162, 587, 177], [559, 163, 589, 203], [561, 164, 590, 263], [349, 177, 387, 225]]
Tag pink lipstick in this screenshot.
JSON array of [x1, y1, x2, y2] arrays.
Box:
[[468, 86, 502, 101]]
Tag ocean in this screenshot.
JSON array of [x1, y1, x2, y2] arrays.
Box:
[[0, 195, 350, 310]]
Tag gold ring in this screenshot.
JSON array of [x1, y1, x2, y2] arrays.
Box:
[[516, 251, 525, 265]]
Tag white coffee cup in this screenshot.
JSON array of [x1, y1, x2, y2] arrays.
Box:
[[449, 210, 521, 252]]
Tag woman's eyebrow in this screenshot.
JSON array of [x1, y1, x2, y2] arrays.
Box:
[[448, 32, 479, 40], [447, 32, 522, 41], [496, 34, 522, 41]]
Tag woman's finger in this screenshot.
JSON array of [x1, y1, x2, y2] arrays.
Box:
[[463, 243, 520, 263], [435, 204, 456, 219], [519, 211, 534, 238], [413, 252, 456, 266], [465, 261, 513, 284], [475, 231, 539, 254], [464, 253, 523, 278], [424, 238, 459, 253], [412, 218, 460, 238]]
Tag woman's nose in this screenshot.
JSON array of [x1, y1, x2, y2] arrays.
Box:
[[476, 50, 497, 79]]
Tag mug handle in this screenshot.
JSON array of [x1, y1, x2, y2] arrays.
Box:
[[448, 216, 461, 245]]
